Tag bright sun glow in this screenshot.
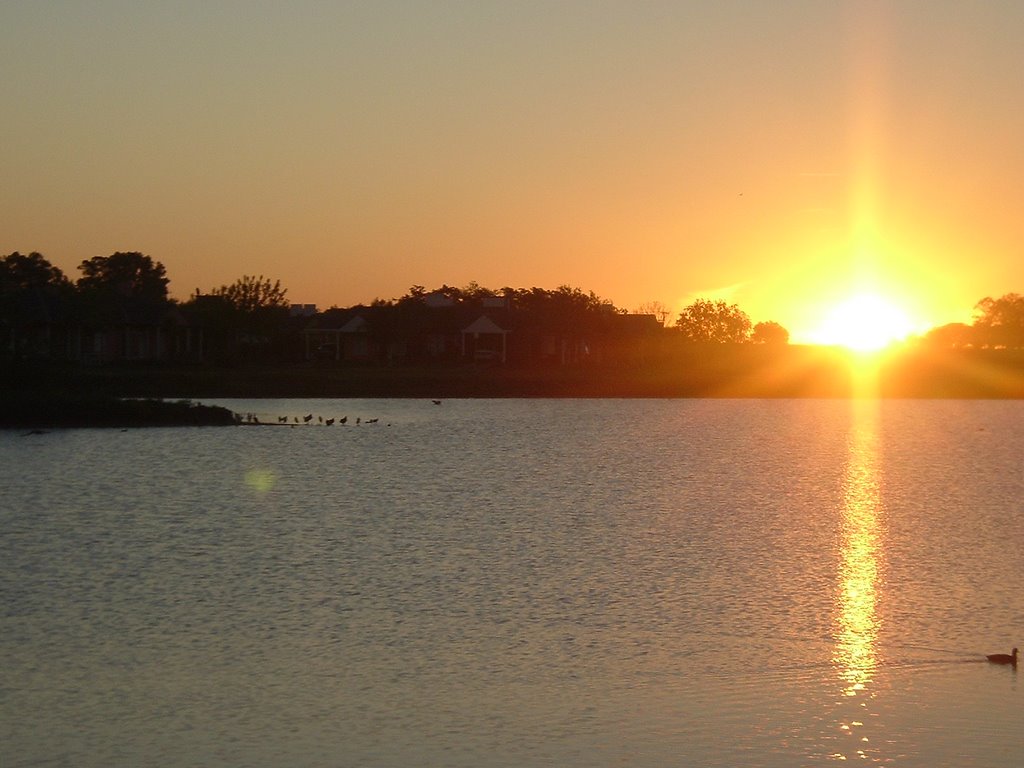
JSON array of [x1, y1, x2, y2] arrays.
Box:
[[810, 293, 915, 352]]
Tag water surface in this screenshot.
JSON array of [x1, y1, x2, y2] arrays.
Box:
[[3, 399, 1023, 766]]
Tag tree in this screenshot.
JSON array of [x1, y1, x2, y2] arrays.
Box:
[[212, 274, 289, 313], [674, 299, 752, 343], [1, 252, 73, 355], [1, 251, 70, 296], [1, 251, 72, 318], [924, 322, 975, 349], [460, 281, 491, 300], [507, 285, 619, 320], [191, 275, 292, 361], [751, 320, 789, 345], [76, 252, 169, 308], [972, 293, 1024, 348]]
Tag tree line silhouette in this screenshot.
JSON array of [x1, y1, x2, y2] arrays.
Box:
[[1, 251, 294, 362], [3, 250, 1023, 367], [924, 294, 1024, 350]]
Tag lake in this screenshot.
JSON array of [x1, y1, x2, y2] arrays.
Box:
[[2, 398, 1023, 767]]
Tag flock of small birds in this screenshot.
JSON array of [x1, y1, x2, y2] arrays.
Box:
[[239, 399, 442, 427], [240, 412, 387, 426]]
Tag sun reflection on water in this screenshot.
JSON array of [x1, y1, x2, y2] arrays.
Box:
[[836, 450, 880, 696], [829, 401, 884, 761]]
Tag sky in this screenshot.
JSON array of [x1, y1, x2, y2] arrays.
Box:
[[3, 1, 1024, 342]]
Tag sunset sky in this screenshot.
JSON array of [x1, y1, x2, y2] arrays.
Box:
[[3, 1, 1023, 342]]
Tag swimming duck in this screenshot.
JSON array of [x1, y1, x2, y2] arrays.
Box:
[[986, 648, 1018, 666]]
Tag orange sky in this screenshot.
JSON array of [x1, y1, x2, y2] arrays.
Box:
[[3, 2, 1023, 342]]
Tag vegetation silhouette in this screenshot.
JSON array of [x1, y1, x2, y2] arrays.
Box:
[[188, 275, 293, 362], [674, 299, 753, 343], [3, 251, 1024, 411], [77, 252, 169, 309], [751, 321, 790, 345], [924, 293, 1024, 350]]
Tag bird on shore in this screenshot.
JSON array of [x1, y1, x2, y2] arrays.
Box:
[[339, 416, 347, 425], [432, 399, 442, 405], [325, 418, 335, 426], [986, 648, 1018, 666], [303, 413, 313, 423]]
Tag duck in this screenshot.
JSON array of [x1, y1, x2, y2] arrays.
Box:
[[986, 647, 1018, 666]]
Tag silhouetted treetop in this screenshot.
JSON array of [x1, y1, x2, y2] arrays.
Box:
[[211, 274, 289, 313], [183, 274, 293, 362], [74, 252, 171, 324], [395, 283, 620, 317], [1, 252, 73, 328], [404, 285, 427, 300], [1, 252, 71, 295], [504, 285, 619, 318], [973, 293, 1024, 348], [923, 322, 974, 349], [675, 299, 753, 343], [77, 252, 169, 305], [751, 320, 789, 345]]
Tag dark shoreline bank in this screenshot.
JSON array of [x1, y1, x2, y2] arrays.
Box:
[[0, 395, 238, 429], [3, 346, 1024, 427]]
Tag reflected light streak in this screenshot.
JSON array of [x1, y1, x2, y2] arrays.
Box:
[[845, 347, 885, 400], [834, 402, 882, 699]]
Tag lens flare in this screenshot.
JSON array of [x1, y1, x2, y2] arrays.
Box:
[[244, 469, 277, 493]]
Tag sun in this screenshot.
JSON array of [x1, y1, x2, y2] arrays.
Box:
[[809, 293, 915, 352]]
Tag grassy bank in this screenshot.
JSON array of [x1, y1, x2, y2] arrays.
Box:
[[3, 346, 1024, 411], [0, 393, 238, 429]]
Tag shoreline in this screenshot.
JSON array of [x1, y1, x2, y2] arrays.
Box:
[[0, 395, 238, 429], [3, 346, 1024, 428]]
